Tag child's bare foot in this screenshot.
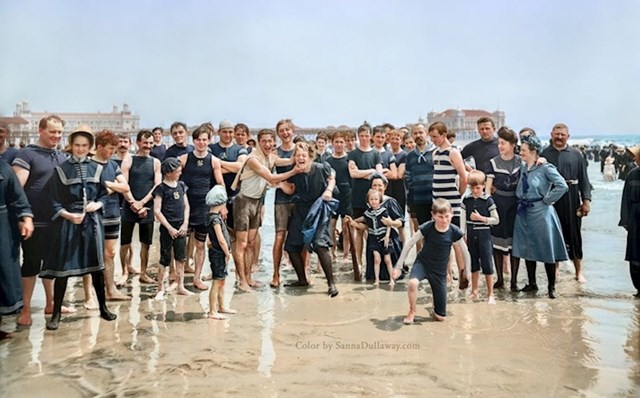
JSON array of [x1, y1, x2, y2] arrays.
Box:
[[403, 311, 416, 325], [388, 281, 395, 288], [44, 305, 76, 315], [208, 312, 228, 320], [488, 295, 496, 305], [219, 308, 237, 314], [469, 291, 479, 300], [154, 291, 166, 301], [84, 296, 99, 310]]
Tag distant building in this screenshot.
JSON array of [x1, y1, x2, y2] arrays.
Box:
[[422, 108, 505, 141], [7, 100, 140, 144]]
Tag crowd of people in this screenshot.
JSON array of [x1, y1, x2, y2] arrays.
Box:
[[0, 116, 639, 337]]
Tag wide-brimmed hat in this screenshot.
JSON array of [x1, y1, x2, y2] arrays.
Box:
[[64, 124, 95, 154], [626, 144, 640, 159]]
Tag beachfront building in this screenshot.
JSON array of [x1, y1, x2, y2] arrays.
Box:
[[421, 108, 505, 141], [5, 100, 140, 144]]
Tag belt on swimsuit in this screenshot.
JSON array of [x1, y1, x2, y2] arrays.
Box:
[[494, 189, 516, 196]]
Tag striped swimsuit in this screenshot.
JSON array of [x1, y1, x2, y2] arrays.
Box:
[[432, 147, 461, 218]]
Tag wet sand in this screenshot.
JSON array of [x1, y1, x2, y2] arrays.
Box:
[[1, 163, 640, 397]]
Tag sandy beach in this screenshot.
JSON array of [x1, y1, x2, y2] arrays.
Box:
[[1, 162, 639, 397]]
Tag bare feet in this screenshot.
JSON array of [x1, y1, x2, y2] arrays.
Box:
[[248, 279, 262, 288], [0, 330, 12, 340], [469, 291, 479, 300], [184, 264, 195, 274], [488, 295, 496, 305], [139, 274, 156, 284], [115, 275, 129, 287], [403, 311, 415, 325], [388, 281, 395, 289], [167, 282, 178, 292], [202, 274, 213, 281], [177, 288, 194, 296], [576, 273, 586, 283], [373, 280, 380, 287], [45, 305, 76, 315], [237, 282, 252, 292], [193, 280, 208, 291], [106, 292, 131, 301], [219, 308, 237, 314], [16, 310, 32, 326], [432, 311, 446, 322], [208, 312, 228, 320], [154, 291, 166, 301], [84, 299, 99, 311], [269, 277, 280, 288], [127, 266, 139, 275]]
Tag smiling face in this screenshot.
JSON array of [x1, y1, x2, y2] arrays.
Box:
[[171, 125, 187, 145], [193, 132, 210, 152], [293, 145, 312, 169], [153, 129, 163, 144], [258, 133, 275, 155], [39, 119, 63, 149], [403, 136, 416, 151], [519, 142, 537, 163], [277, 122, 294, 145], [371, 178, 387, 194], [71, 135, 92, 158], [498, 137, 515, 156], [137, 135, 154, 155]]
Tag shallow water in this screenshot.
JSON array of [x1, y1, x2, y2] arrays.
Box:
[[1, 163, 639, 397]]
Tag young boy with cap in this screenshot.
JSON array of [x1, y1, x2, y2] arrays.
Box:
[[205, 185, 237, 319], [153, 157, 192, 300]]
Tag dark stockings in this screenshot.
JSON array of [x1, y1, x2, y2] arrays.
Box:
[[630, 261, 640, 297], [47, 272, 116, 331], [493, 250, 505, 289], [520, 261, 556, 298], [286, 248, 338, 297], [510, 256, 520, 291]]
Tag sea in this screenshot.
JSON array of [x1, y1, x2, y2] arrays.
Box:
[[568, 133, 640, 148]]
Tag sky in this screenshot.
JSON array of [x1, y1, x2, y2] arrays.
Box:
[[1, 0, 639, 135]]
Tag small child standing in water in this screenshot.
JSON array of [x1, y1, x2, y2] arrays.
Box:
[[460, 170, 500, 304], [153, 158, 192, 300], [205, 185, 237, 320], [351, 189, 394, 287]]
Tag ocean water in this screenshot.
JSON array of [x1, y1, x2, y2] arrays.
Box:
[[569, 133, 640, 148]]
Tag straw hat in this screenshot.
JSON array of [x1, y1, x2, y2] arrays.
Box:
[[626, 144, 640, 159], [64, 124, 95, 155]]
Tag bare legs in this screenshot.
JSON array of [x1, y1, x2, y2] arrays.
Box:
[[104, 239, 130, 300], [233, 230, 253, 292], [192, 240, 208, 290], [208, 279, 237, 320], [271, 230, 286, 288]]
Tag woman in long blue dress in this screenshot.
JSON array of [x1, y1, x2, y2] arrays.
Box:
[[40, 127, 117, 330], [512, 135, 568, 299]]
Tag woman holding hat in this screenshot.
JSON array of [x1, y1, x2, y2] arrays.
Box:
[[512, 135, 568, 299], [619, 144, 640, 297], [40, 125, 116, 330]]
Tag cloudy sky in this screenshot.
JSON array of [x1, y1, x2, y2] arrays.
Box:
[[1, 0, 638, 135]]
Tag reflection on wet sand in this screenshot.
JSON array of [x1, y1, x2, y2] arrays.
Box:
[[1, 178, 640, 396]]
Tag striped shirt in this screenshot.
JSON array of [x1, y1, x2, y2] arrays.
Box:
[[432, 147, 461, 216]]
